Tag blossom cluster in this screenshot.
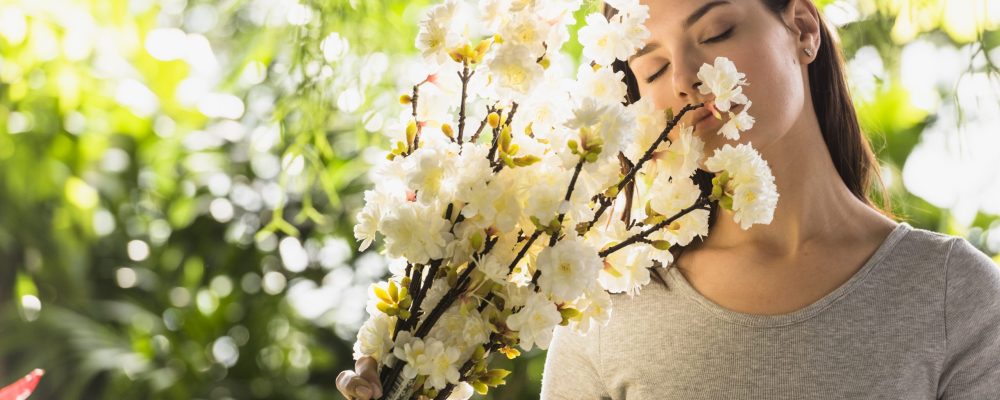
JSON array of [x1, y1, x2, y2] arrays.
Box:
[[350, 1, 779, 399]]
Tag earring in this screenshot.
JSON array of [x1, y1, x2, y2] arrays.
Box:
[[803, 48, 814, 57]]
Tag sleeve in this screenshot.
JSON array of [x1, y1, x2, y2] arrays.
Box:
[[540, 324, 612, 400], [937, 237, 1000, 399]]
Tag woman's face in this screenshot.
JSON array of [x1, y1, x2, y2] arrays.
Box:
[[627, 0, 812, 155]]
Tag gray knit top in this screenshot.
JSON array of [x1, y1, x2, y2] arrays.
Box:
[[541, 222, 1000, 399]]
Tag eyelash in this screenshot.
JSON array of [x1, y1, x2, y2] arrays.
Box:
[[645, 27, 735, 84]]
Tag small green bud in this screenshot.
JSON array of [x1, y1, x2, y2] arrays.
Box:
[[559, 307, 581, 324], [470, 231, 484, 250], [651, 240, 673, 250]]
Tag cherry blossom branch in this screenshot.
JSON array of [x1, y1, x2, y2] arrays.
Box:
[[583, 102, 704, 232], [457, 60, 473, 145], [597, 197, 711, 258], [405, 260, 440, 327], [409, 83, 425, 154], [431, 332, 505, 400], [470, 105, 493, 143], [392, 262, 423, 341], [380, 262, 438, 389], [530, 158, 586, 287], [488, 103, 518, 172], [412, 235, 499, 339], [475, 228, 542, 313]]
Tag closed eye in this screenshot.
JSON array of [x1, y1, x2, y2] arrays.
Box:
[[646, 27, 734, 83], [701, 26, 734, 44], [646, 63, 669, 83]]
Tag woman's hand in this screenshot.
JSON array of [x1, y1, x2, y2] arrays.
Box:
[[336, 356, 383, 400]]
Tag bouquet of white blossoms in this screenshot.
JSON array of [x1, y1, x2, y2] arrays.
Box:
[[351, 0, 778, 399]]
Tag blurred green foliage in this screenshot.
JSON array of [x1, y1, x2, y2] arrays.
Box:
[[0, 0, 997, 399]]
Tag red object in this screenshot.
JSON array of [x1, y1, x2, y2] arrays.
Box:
[[0, 369, 44, 400]]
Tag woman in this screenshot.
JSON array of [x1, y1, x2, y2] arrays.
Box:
[[541, 0, 1000, 399], [337, 0, 1000, 398]]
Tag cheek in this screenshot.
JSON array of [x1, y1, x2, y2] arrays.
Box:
[[733, 37, 805, 140]]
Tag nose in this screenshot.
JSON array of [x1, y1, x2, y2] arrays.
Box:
[[672, 53, 705, 102]]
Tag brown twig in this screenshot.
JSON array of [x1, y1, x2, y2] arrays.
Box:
[[470, 105, 493, 143], [414, 236, 498, 339], [457, 60, 472, 145], [431, 333, 505, 400], [583, 102, 704, 232], [598, 197, 711, 258]]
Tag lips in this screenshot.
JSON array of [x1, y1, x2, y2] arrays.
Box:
[[686, 101, 745, 133], [690, 109, 712, 126]]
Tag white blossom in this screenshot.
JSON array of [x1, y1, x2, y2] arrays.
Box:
[[486, 43, 545, 102], [425, 339, 462, 390], [353, 198, 380, 251], [510, 76, 572, 139], [415, 0, 462, 65], [392, 334, 461, 391], [446, 382, 475, 400], [598, 242, 655, 296], [573, 64, 627, 105], [506, 292, 562, 351], [578, 13, 629, 66], [577, 1, 649, 66], [704, 142, 779, 230], [536, 232, 603, 302], [659, 208, 710, 247], [392, 332, 427, 380], [353, 312, 396, 362], [651, 122, 704, 180], [428, 304, 491, 360], [625, 97, 667, 163], [520, 156, 572, 224], [403, 143, 459, 203], [380, 201, 454, 264], [499, 11, 549, 58], [567, 283, 612, 334], [479, 0, 512, 32], [697, 56, 749, 113], [563, 97, 633, 164], [717, 100, 755, 141], [647, 175, 701, 218]]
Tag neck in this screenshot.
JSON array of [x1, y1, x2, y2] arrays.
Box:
[[697, 111, 877, 259]]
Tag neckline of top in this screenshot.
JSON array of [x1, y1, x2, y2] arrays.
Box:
[[664, 221, 913, 328]]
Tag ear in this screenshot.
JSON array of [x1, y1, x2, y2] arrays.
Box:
[[784, 0, 821, 64]]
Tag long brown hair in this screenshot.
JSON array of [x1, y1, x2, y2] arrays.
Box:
[[602, 1, 897, 287]]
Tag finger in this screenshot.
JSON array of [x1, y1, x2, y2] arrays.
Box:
[[336, 370, 358, 394], [347, 377, 374, 400], [356, 357, 382, 396]]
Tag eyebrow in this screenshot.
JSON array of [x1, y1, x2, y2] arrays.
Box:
[[629, 0, 731, 62]]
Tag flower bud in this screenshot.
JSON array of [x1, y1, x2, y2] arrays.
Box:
[[487, 112, 500, 128], [441, 123, 454, 138], [567, 139, 579, 154], [651, 240, 673, 250], [499, 125, 512, 152], [558, 307, 581, 325], [399, 94, 412, 105], [470, 231, 484, 250], [406, 119, 418, 147], [474, 39, 491, 63]]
